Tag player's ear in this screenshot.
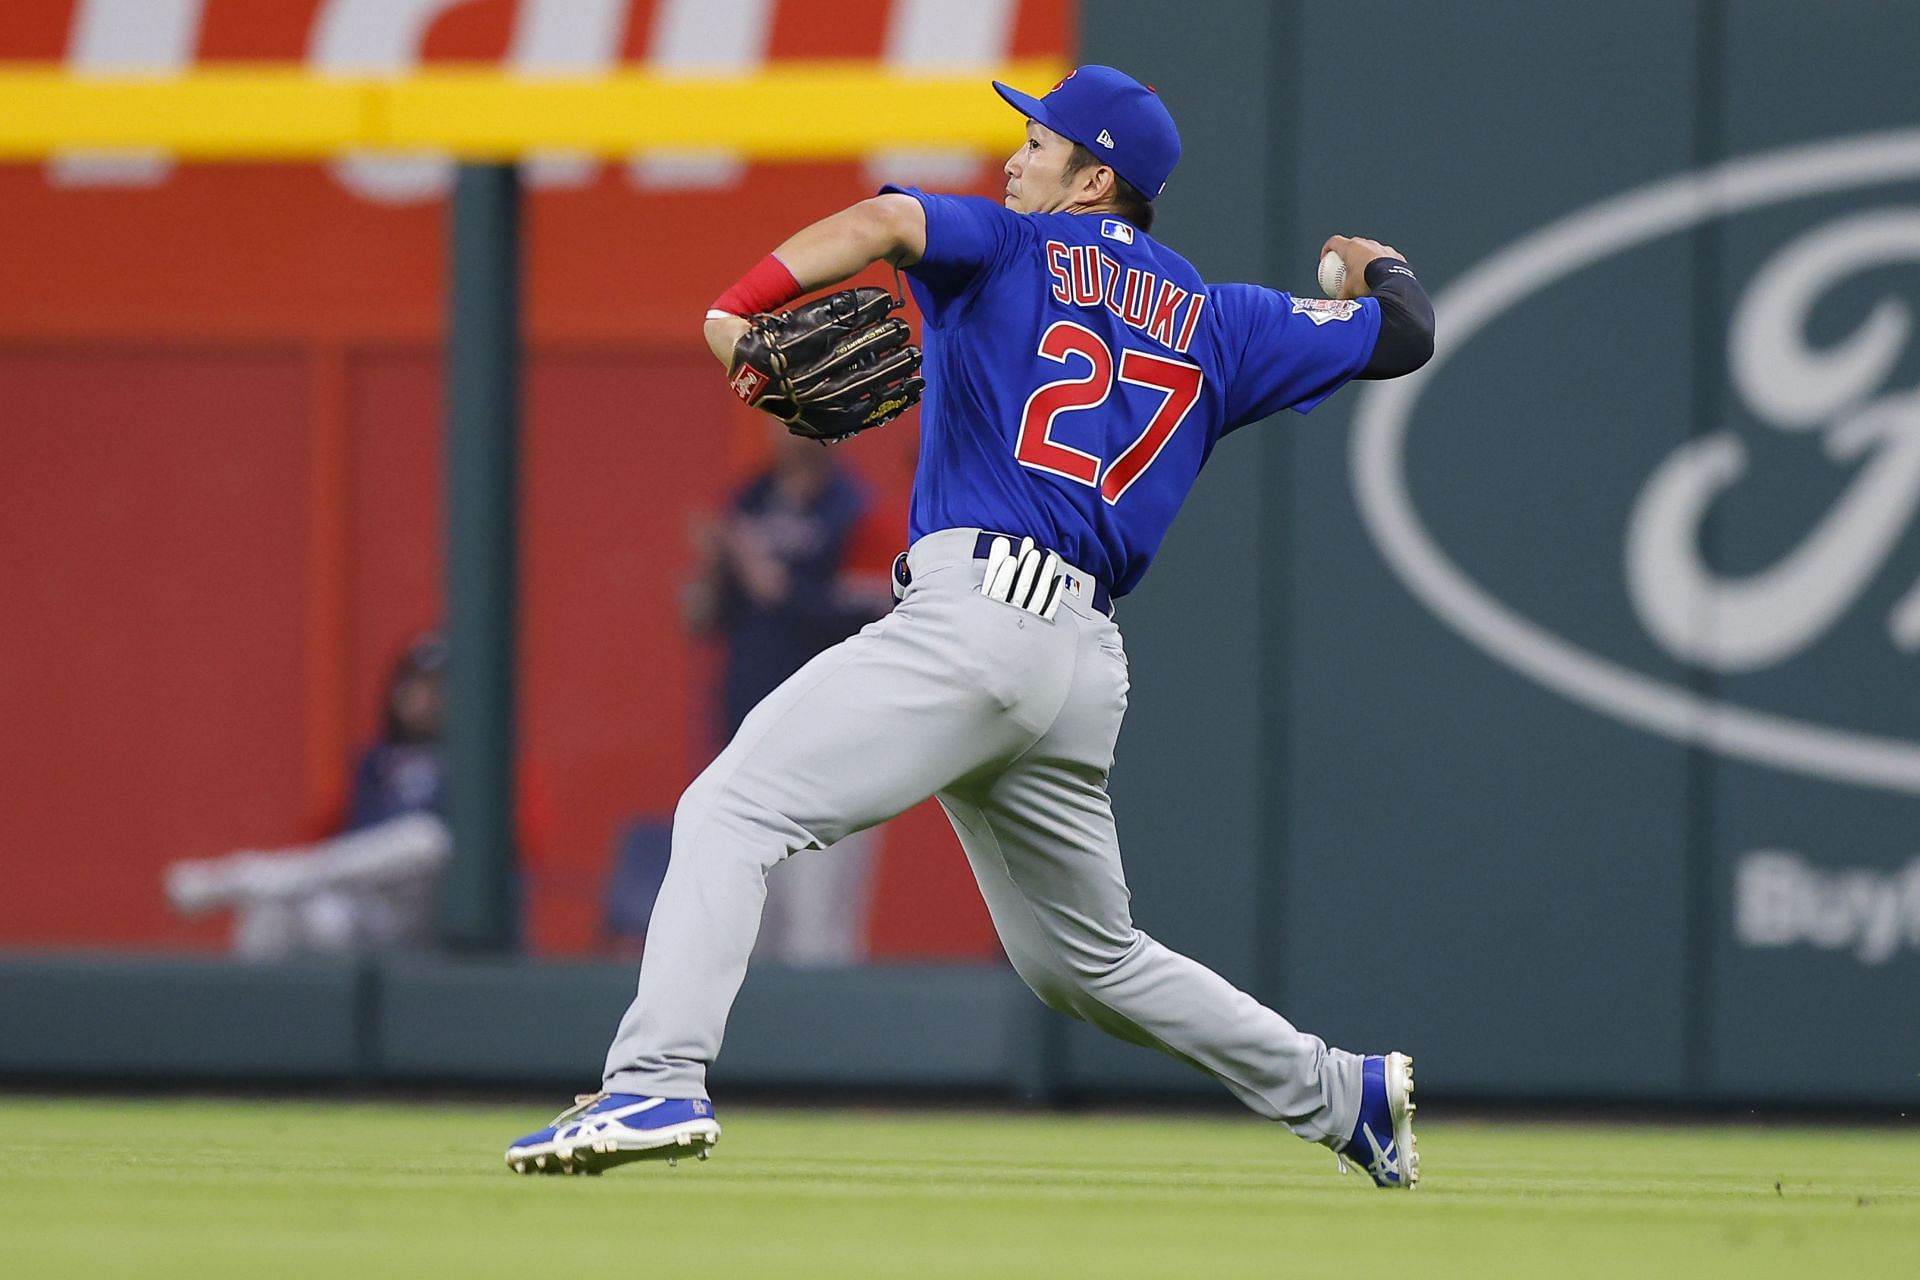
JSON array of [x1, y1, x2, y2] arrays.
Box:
[[1069, 161, 1110, 203]]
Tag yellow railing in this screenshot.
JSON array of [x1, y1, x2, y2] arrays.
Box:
[[0, 62, 1066, 160]]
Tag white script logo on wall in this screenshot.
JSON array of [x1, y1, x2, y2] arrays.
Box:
[[1628, 209, 1920, 672], [1351, 129, 1920, 795]]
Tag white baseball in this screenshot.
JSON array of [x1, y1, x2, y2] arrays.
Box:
[[1318, 250, 1347, 299]]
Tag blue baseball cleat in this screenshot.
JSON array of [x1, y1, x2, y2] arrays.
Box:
[[1336, 1052, 1419, 1188], [504, 1093, 720, 1175]]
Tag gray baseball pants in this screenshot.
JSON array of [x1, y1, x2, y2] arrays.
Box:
[[602, 527, 1361, 1144]]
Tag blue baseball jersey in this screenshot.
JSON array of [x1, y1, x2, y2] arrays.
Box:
[[882, 185, 1381, 598]]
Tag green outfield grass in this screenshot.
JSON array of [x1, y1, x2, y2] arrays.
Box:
[[0, 1097, 1914, 1278]]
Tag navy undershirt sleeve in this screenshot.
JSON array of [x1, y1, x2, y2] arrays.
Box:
[[1357, 258, 1435, 379]]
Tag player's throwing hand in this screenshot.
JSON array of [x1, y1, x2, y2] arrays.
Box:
[[1319, 235, 1407, 300]]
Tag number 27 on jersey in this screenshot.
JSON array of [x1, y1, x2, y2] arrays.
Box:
[[1015, 322, 1205, 505]]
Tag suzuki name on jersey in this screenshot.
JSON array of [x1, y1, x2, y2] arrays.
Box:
[[1045, 241, 1206, 354]]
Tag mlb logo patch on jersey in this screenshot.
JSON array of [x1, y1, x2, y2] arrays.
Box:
[[1100, 218, 1135, 245], [1290, 296, 1361, 325]]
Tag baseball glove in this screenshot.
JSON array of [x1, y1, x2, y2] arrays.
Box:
[[726, 286, 925, 443]]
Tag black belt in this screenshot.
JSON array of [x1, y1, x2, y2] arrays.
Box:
[[891, 533, 1115, 617]]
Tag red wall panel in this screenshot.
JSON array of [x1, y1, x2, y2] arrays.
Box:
[[0, 0, 1069, 958], [0, 349, 313, 948]]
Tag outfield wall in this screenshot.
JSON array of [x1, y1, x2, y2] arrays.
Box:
[[2, 1, 1917, 1108], [0, 948, 1906, 1107]]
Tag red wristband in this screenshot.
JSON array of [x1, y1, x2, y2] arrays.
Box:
[[710, 253, 804, 318]]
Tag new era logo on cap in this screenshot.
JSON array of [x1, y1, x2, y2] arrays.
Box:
[[1096, 128, 1115, 148]]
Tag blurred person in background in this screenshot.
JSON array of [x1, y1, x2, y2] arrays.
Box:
[[682, 426, 895, 965], [164, 633, 454, 958]]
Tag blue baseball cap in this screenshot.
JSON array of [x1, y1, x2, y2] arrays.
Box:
[[993, 65, 1180, 200]]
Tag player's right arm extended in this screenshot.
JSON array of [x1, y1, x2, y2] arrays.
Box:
[[703, 195, 928, 367]]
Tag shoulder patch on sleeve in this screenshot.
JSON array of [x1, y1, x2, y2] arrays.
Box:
[[1100, 218, 1135, 245], [1290, 296, 1361, 325]]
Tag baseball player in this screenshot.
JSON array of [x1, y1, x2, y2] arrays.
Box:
[[507, 65, 1435, 1187]]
